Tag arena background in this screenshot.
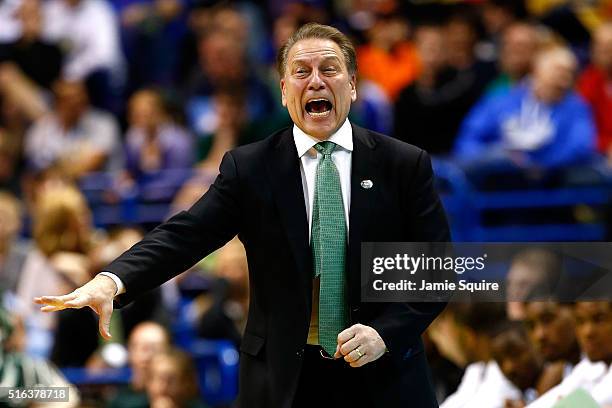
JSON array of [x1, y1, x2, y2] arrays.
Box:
[[1, 0, 612, 406]]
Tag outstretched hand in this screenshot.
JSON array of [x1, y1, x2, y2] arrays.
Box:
[[34, 274, 118, 340]]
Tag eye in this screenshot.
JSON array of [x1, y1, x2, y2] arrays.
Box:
[[294, 67, 308, 76]]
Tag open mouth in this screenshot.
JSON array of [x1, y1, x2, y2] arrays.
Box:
[[305, 98, 332, 117]]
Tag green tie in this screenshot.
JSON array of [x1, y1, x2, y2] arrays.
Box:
[[311, 141, 348, 356]]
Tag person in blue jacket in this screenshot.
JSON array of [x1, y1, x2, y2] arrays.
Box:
[[454, 46, 596, 171]]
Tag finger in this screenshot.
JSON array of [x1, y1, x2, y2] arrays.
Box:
[[350, 355, 370, 368], [337, 324, 359, 345], [344, 347, 365, 363], [333, 344, 342, 359], [34, 293, 78, 306], [40, 305, 65, 312], [339, 337, 361, 356], [98, 303, 113, 340]]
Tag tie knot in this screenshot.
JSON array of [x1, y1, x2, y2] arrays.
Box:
[[314, 141, 336, 156]]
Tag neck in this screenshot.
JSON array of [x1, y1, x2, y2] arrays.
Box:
[[561, 342, 582, 366]]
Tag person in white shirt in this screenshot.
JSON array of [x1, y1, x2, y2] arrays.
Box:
[[433, 303, 521, 408], [24, 79, 124, 177], [524, 301, 581, 373], [492, 321, 569, 406], [41, 0, 123, 82], [527, 301, 612, 407]]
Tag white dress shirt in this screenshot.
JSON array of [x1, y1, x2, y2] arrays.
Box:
[[441, 361, 521, 408], [527, 357, 611, 408], [100, 120, 355, 297], [42, 0, 123, 80], [293, 118, 353, 237]]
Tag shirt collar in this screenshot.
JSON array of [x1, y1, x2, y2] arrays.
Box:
[[292, 119, 353, 158]]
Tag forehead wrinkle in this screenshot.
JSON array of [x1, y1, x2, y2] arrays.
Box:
[[290, 47, 342, 61]]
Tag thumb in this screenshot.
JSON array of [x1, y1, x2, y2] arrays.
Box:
[[98, 303, 113, 340]]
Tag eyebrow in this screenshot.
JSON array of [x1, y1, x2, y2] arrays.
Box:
[[291, 55, 343, 66]]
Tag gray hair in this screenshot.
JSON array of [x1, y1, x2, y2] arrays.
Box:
[[277, 23, 357, 77]]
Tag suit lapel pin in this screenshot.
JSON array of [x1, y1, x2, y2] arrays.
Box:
[[361, 179, 373, 189]]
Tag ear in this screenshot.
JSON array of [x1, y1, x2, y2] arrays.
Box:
[[280, 78, 287, 107], [349, 74, 357, 102]]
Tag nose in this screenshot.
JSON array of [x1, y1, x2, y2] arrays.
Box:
[[533, 324, 546, 343], [307, 69, 325, 91]]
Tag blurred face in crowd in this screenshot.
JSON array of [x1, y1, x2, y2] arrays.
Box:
[[414, 26, 446, 76], [281, 38, 356, 140], [532, 47, 577, 104], [0, 193, 21, 252], [198, 32, 245, 85], [500, 23, 539, 80], [128, 90, 164, 133], [147, 353, 196, 406], [493, 329, 543, 391], [128, 322, 170, 389], [445, 19, 477, 68], [367, 15, 409, 51], [18, 0, 42, 40], [216, 240, 249, 298], [592, 24, 612, 74], [574, 302, 612, 364], [524, 302, 577, 362], [53, 81, 89, 127], [507, 261, 550, 303]]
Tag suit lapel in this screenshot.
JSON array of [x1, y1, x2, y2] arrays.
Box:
[[266, 128, 313, 295], [348, 124, 379, 306]]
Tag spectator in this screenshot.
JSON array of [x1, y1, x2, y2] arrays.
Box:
[[145, 348, 208, 408], [120, 0, 187, 91], [124, 89, 194, 202], [24, 80, 124, 179], [394, 22, 481, 154], [524, 301, 581, 369], [506, 249, 562, 320], [357, 11, 420, 101], [527, 301, 612, 407], [0, 303, 81, 407], [487, 21, 543, 95], [107, 321, 171, 408], [445, 10, 498, 96], [454, 46, 595, 170], [41, 0, 124, 110], [430, 303, 520, 408], [195, 238, 248, 347], [16, 184, 98, 360], [0, 191, 28, 294], [0, 0, 62, 120], [478, 0, 526, 57], [492, 321, 562, 406], [183, 29, 274, 140], [578, 23, 612, 159]]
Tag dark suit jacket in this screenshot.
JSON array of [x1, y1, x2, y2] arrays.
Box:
[[106, 123, 451, 408]]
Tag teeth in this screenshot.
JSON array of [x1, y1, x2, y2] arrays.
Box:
[[308, 98, 330, 103], [307, 110, 331, 117]]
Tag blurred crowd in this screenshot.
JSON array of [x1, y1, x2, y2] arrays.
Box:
[[428, 249, 612, 408], [1, 0, 612, 406]]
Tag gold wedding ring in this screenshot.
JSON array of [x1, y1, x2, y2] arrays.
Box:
[[355, 347, 363, 358]]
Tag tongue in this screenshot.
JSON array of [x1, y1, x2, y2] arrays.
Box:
[[309, 101, 329, 113]]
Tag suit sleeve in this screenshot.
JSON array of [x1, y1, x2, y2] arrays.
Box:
[[368, 150, 450, 363], [106, 151, 242, 307]]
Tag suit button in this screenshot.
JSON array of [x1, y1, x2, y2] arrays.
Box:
[[296, 349, 304, 357], [352, 307, 360, 313]]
